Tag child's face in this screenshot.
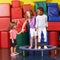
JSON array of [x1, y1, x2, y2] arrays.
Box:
[[26, 11, 31, 18], [37, 9, 43, 15], [13, 25, 16, 29]]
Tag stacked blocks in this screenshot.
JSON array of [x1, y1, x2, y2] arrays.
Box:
[[0, 4, 10, 48], [11, 0, 22, 19], [47, 3, 60, 46]]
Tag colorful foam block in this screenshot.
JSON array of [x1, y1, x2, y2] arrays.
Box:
[[47, 22, 60, 31], [35, 2, 47, 15], [48, 32, 59, 46], [0, 18, 10, 31], [48, 16, 60, 22], [0, 4, 10, 17], [0, 32, 10, 48], [48, 7, 59, 16], [23, 4, 32, 13], [12, 18, 27, 32], [11, 8, 22, 19], [12, 1, 20, 7]]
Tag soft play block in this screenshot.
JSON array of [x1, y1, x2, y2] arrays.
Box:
[[48, 16, 60, 22], [35, 2, 47, 15], [0, 4, 10, 17], [47, 3, 58, 7], [0, 18, 10, 31], [23, 4, 32, 13], [47, 22, 60, 31], [12, 18, 27, 32], [11, 8, 22, 19], [12, 1, 20, 7], [49, 32, 59, 46], [0, 32, 10, 48], [48, 7, 59, 16]]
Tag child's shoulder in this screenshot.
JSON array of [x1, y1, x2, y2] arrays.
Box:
[[33, 16, 36, 18], [9, 30, 13, 33], [43, 14, 47, 17]]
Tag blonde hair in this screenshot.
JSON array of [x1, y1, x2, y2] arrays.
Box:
[[24, 10, 33, 19], [8, 22, 16, 31]]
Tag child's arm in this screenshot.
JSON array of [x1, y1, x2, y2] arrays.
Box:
[[17, 20, 27, 34], [22, 20, 27, 30]]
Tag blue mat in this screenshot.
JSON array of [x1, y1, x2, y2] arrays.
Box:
[[48, 16, 60, 22]]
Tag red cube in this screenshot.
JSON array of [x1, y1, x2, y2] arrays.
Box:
[[16, 18, 27, 32], [0, 32, 10, 48], [47, 22, 60, 31], [0, 4, 10, 17], [11, 8, 22, 19], [0, 18, 10, 31], [12, 1, 20, 8], [23, 4, 32, 13]]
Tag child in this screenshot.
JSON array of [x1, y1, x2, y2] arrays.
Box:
[[35, 7, 48, 49], [22, 10, 37, 49], [8, 22, 20, 56]]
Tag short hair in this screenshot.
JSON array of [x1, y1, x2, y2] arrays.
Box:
[[8, 22, 16, 31], [37, 7, 44, 12]]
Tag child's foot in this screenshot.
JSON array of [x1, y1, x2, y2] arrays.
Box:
[[10, 53, 17, 56], [29, 46, 32, 49], [35, 46, 37, 49], [44, 45, 48, 49], [38, 46, 41, 49], [14, 52, 19, 55]]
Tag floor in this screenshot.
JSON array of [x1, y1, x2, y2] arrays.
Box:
[[0, 47, 60, 60]]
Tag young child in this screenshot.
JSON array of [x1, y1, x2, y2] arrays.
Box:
[[22, 10, 37, 49], [9, 22, 19, 56], [35, 7, 48, 49]]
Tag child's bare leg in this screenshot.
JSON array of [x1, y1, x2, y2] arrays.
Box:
[[29, 37, 33, 48], [11, 47, 14, 54], [35, 36, 37, 49], [14, 46, 16, 53]]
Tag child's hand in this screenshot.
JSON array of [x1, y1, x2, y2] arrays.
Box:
[[17, 31, 22, 35], [12, 40, 14, 43], [35, 28, 38, 31], [21, 28, 25, 32], [17, 29, 25, 35]]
